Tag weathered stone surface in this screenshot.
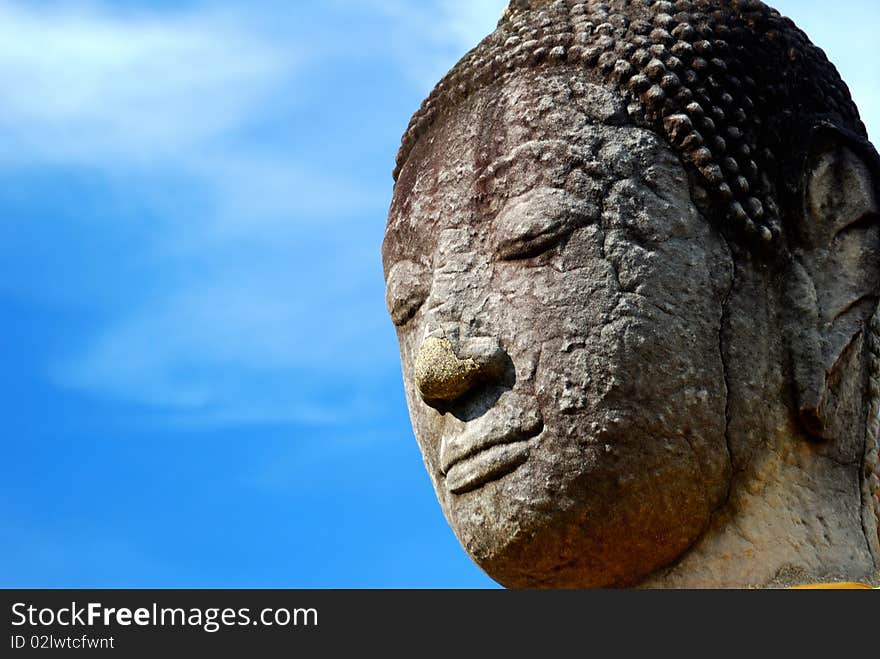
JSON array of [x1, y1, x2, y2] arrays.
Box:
[[383, 0, 880, 588]]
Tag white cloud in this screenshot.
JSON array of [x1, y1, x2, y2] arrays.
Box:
[[0, 2, 290, 166], [186, 149, 385, 237], [0, 0, 394, 425], [347, 0, 507, 91], [0, 1, 382, 228], [55, 259, 399, 426]]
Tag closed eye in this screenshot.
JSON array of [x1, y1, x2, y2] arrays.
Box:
[[497, 224, 573, 260], [493, 187, 597, 262]]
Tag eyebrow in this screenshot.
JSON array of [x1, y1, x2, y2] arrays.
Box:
[[476, 139, 584, 185]]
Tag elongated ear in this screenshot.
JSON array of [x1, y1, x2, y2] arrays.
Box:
[[787, 128, 880, 440]]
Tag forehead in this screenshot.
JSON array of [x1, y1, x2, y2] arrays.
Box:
[[383, 66, 690, 270]]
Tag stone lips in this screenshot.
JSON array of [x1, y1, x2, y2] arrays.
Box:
[[391, 0, 869, 251]]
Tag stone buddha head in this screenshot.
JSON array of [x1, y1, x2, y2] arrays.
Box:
[[382, 0, 880, 588]]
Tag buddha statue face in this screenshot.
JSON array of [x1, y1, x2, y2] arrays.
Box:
[[383, 0, 880, 590], [384, 68, 735, 587]]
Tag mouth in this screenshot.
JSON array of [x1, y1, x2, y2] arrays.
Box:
[[440, 415, 543, 495], [444, 441, 533, 494]]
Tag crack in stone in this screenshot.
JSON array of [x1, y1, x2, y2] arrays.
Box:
[[858, 301, 880, 565], [712, 233, 737, 525], [635, 232, 738, 587]]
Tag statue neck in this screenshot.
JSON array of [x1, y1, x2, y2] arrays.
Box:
[[638, 436, 880, 588], [638, 324, 880, 588], [635, 259, 880, 589]]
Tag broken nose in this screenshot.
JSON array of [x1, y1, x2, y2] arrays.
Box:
[[414, 337, 484, 402]]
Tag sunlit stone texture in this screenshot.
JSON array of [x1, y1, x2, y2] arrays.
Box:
[[383, 0, 880, 588]]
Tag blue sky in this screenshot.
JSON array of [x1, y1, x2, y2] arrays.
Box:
[[1, 0, 877, 588]]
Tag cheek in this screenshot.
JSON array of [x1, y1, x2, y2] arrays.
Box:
[[493, 244, 620, 381], [478, 285, 730, 586], [532, 307, 728, 442], [520, 262, 730, 503]]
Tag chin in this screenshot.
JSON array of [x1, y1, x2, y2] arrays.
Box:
[[434, 426, 718, 588]]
